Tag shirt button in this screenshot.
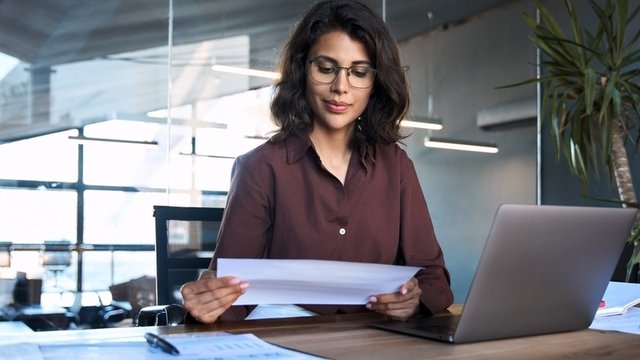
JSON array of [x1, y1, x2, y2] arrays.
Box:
[[339, 227, 346, 235]]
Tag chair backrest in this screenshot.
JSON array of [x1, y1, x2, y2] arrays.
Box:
[[40, 240, 72, 292], [153, 205, 224, 305], [40, 240, 72, 271]]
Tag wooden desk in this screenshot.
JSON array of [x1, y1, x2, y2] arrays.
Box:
[[0, 306, 638, 359]]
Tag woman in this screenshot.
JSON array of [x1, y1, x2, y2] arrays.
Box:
[[181, 0, 453, 323]]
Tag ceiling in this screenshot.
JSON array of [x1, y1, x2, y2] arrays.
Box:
[[0, 0, 517, 67], [0, 0, 518, 142]]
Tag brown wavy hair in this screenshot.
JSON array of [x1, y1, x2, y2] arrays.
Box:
[[270, 0, 409, 145]]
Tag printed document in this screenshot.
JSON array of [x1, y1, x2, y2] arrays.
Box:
[[217, 258, 421, 305]]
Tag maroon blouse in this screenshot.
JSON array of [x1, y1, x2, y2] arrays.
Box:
[[210, 134, 453, 320]]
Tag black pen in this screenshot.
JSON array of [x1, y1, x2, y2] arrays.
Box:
[[144, 332, 180, 355]]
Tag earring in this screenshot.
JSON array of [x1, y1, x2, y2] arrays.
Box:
[[357, 116, 363, 132]]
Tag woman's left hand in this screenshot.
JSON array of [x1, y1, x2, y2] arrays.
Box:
[[366, 277, 421, 320]]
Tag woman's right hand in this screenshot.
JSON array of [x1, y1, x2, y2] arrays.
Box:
[[180, 270, 249, 324]]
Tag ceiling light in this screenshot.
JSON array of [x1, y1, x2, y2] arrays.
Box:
[[424, 136, 499, 154], [401, 116, 443, 130], [68, 135, 158, 147], [211, 64, 280, 80]]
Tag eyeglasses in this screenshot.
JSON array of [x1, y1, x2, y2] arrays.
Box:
[[307, 58, 376, 89]]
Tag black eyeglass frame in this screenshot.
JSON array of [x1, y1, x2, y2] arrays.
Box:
[[306, 59, 377, 89]]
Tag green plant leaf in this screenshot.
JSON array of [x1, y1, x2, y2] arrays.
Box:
[[626, 235, 640, 282], [600, 72, 618, 121], [583, 68, 597, 114]]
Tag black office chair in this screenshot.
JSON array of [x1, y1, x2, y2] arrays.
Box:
[[144, 205, 223, 326]]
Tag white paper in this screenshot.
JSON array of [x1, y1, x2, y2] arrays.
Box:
[[217, 258, 421, 305], [0, 343, 43, 360], [590, 307, 640, 335]]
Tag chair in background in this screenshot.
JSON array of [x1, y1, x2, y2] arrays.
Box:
[[153, 205, 224, 307], [40, 240, 72, 292], [109, 275, 155, 323], [137, 304, 186, 326]]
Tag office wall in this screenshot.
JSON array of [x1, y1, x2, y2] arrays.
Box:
[[399, 0, 537, 302]]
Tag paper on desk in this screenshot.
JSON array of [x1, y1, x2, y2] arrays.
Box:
[[217, 258, 421, 305], [0, 343, 43, 360], [590, 306, 640, 335], [37, 333, 325, 360]]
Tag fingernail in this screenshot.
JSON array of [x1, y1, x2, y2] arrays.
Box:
[[368, 296, 377, 303], [240, 282, 249, 290], [401, 288, 408, 295], [228, 277, 240, 285], [366, 303, 372, 309]]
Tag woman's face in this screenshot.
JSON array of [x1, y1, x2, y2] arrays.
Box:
[[305, 31, 373, 135]]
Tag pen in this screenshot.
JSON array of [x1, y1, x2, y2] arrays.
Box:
[[144, 332, 180, 355]]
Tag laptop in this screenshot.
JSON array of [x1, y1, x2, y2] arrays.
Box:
[[369, 204, 638, 343]]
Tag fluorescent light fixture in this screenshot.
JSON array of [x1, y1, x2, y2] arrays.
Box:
[[68, 135, 158, 147], [211, 64, 280, 80], [424, 136, 499, 154], [400, 117, 443, 130]]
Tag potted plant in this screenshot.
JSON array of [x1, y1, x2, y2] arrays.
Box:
[[510, 0, 640, 280]]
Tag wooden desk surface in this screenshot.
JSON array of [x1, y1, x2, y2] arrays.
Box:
[[1, 305, 638, 359]]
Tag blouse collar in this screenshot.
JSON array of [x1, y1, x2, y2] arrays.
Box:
[[284, 134, 375, 173]]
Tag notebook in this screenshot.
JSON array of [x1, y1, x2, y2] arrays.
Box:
[[369, 204, 638, 343]]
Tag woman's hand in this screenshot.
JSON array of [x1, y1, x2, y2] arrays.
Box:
[[180, 270, 249, 324], [366, 277, 421, 320]]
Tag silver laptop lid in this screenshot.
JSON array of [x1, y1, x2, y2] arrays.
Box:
[[455, 204, 637, 343]]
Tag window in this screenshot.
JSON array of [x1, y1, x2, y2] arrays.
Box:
[[0, 1, 289, 306], [83, 190, 167, 245], [0, 131, 78, 182], [0, 188, 77, 244], [82, 251, 155, 291]]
